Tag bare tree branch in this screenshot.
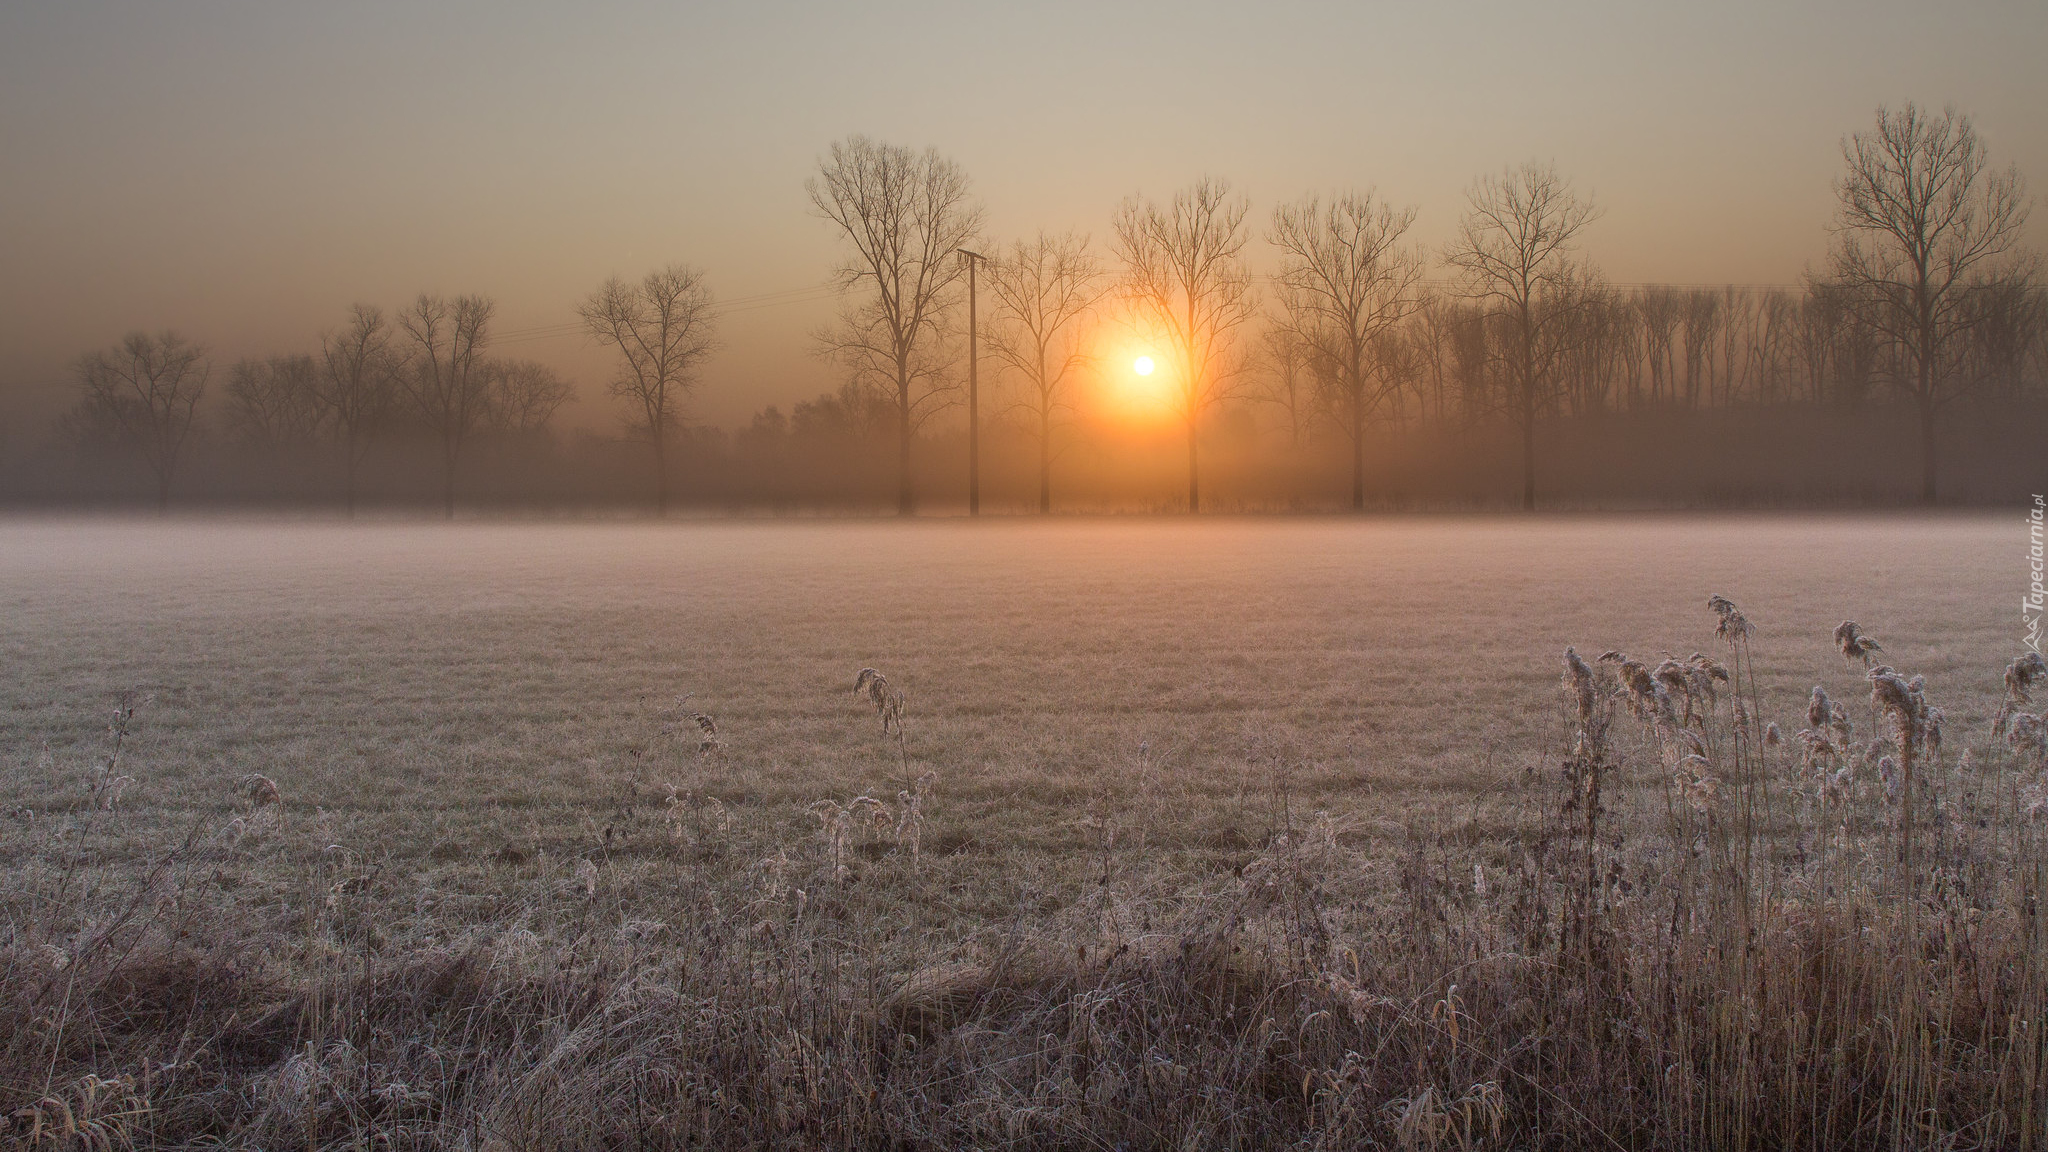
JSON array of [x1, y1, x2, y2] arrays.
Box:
[[808, 136, 982, 514], [579, 265, 719, 514], [1112, 177, 1257, 513], [1270, 190, 1425, 510], [317, 304, 397, 517], [984, 231, 1105, 513], [1443, 161, 1601, 510], [395, 293, 495, 519], [71, 331, 210, 512], [1827, 102, 2035, 501]]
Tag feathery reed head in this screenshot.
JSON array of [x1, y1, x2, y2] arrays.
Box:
[[1562, 647, 1596, 725], [2005, 652, 2047, 704], [1835, 620, 1881, 664], [1707, 595, 1753, 641], [242, 774, 281, 807]]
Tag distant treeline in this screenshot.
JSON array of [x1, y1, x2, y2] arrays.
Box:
[[5, 387, 2043, 512], [4, 102, 2041, 513]]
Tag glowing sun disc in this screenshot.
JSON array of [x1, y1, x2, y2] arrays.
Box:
[[1133, 355, 1155, 376]]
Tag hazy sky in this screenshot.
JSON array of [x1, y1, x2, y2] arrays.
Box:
[[3, 0, 2043, 431]]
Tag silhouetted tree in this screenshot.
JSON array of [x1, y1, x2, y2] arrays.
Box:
[[985, 231, 1104, 513], [1254, 323, 1312, 447], [317, 304, 396, 517], [1828, 102, 2035, 501], [396, 293, 494, 518], [809, 136, 982, 515], [1270, 191, 1425, 510], [224, 354, 324, 448], [71, 331, 210, 511], [487, 360, 574, 436], [1443, 161, 1601, 510], [578, 265, 719, 514], [1113, 178, 1257, 513], [1406, 293, 1464, 426]]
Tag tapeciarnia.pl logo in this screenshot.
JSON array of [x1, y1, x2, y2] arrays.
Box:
[[2028, 495, 2045, 654]]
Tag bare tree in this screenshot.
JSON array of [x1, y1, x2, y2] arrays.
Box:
[[71, 331, 210, 511], [1829, 103, 2034, 501], [1407, 293, 1465, 425], [809, 136, 982, 515], [1113, 178, 1258, 512], [487, 360, 575, 436], [396, 293, 495, 518], [1749, 290, 1799, 406], [1965, 280, 2046, 401], [1678, 289, 1721, 408], [1254, 323, 1313, 446], [1270, 191, 1426, 510], [1556, 281, 1629, 415], [1635, 287, 1681, 406], [317, 304, 396, 518], [224, 354, 324, 448], [1442, 161, 1602, 510], [578, 265, 719, 514], [984, 231, 1105, 513]]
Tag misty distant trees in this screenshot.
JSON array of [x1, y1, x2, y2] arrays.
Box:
[[57, 296, 577, 512], [1442, 162, 1601, 511], [224, 355, 324, 448], [37, 101, 2048, 513], [1828, 102, 2035, 502], [397, 294, 496, 519], [1113, 179, 1258, 513], [579, 266, 720, 515], [70, 332, 211, 511], [1270, 192, 1426, 511], [809, 136, 983, 515], [318, 305, 397, 517], [984, 232, 1104, 513]]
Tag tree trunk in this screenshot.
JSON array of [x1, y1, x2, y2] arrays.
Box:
[[1521, 390, 1538, 513], [967, 257, 979, 518], [897, 370, 913, 517], [442, 443, 457, 520], [1519, 313, 1538, 513], [1186, 413, 1200, 514], [156, 470, 170, 515], [1351, 389, 1365, 512], [1039, 409, 1052, 514], [1918, 400, 1938, 504], [343, 436, 358, 520], [653, 427, 669, 518]]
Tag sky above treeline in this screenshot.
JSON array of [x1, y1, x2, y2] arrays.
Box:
[[3, 0, 2044, 432]]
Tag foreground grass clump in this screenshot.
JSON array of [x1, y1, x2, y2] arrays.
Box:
[[4, 598, 2046, 1150]]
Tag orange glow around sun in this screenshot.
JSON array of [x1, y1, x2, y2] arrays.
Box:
[[1101, 345, 1174, 424], [1081, 307, 1179, 428]]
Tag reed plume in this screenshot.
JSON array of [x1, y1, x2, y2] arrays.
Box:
[[1834, 620, 1881, 665]]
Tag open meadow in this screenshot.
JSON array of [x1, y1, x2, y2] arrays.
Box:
[[2, 514, 2042, 1150]]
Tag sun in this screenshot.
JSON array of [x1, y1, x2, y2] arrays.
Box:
[[1132, 355, 1154, 376]]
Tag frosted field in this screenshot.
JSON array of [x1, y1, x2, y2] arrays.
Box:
[[2, 513, 2036, 1149], [0, 513, 2014, 861]]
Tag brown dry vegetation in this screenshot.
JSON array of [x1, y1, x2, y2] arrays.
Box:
[[0, 515, 2040, 1150]]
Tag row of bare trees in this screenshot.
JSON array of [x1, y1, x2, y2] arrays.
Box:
[[71, 295, 575, 514], [805, 103, 2036, 512], [56, 103, 2038, 513]]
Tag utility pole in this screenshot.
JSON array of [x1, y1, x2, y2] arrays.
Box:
[[958, 248, 985, 516]]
